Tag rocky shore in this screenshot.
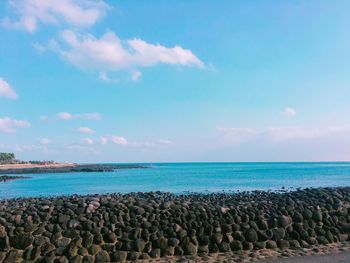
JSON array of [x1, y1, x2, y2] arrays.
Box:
[[0, 163, 149, 175], [1, 187, 350, 262], [0, 175, 31, 182]]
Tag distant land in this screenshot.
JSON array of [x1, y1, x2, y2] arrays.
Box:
[[0, 152, 148, 174]]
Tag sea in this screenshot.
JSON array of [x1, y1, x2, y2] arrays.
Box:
[[1, 162, 350, 199]]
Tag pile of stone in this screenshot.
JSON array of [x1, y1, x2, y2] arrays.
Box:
[[0, 175, 31, 182], [0, 187, 350, 262]]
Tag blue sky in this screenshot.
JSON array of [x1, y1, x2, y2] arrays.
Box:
[[1, 0, 350, 162]]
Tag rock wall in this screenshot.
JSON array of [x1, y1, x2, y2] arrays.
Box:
[[1, 187, 350, 262]]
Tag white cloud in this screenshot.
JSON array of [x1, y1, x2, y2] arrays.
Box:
[[57, 112, 101, 121], [128, 38, 204, 68], [57, 112, 72, 120], [266, 126, 350, 141], [158, 139, 172, 145], [99, 72, 110, 82], [217, 128, 259, 145], [2, 0, 109, 32], [100, 136, 108, 145], [111, 136, 128, 145], [131, 70, 142, 82], [0, 77, 18, 99], [77, 126, 95, 134], [13, 144, 36, 152], [218, 125, 350, 143], [39, 138, 50, 145], [81, 137, 94, 145], [281, 107, 297, 117], [0, 117, 31, 133], [48, 30, 203, 80], [98, 72, 119, 83]]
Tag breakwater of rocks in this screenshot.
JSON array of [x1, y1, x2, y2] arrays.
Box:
[[1, 187, 350, 262], [0, 164, 149, 175], [0, 175, 31, 182]]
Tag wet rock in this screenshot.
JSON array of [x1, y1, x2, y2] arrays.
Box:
[[10, 232, 33, 249], [95, 250, 110, 262], [0, 235, 10, 251], [169, 237, 180, 247], [254, 241, 266, 249], [89, 244, 101, 255], [54, 256, 69, 263], [58, 215, 70, 227], [278, 215, 292, 228], [277, 240, 290, 250], [289, 240, 300, 248], [82, 255, 94, 263], [219, 241, 231, 252], [4, 249, 23, 263], [242, 241, 254, 250], [112, 251, 127, 262], [266, 240, 278, 249], [128, 251, 140, 260], [139, 253, 150, 259], [244, 228, 258, 242], [233, 231, 245, 241], [212, 233, 223, 244], [272, 228, 285, 241], [184, 242, 198, 255], [150, 248, 161, 258], [103, 232, 117, 243], [69, 255, 82, 263], [133, 238, 146, 252], [313, 210, 323, 222], [231, 240, 243, 251]]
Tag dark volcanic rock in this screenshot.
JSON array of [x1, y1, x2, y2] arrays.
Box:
[[244, 228, 258, 242], [95, 250, 110, 262], [10, 233, 33, 249], [112, 251, 127, 262], [0, 175, 31, 182], [0, 187, 350, 261]]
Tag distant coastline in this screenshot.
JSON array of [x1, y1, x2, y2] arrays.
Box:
[[0, 163, 149, 175]]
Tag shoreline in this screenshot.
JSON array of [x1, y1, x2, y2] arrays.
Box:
[[0, 163, 149, 175], [0, 175, 31, 182], [1, 187, 350, 262]]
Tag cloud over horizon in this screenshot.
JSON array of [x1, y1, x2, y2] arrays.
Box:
[[57, 112, 101, 121], [218, 125, 350, 144], [77, 126, 95, 134], [39, 138, 50, 145], [111, 136, 128, 145], [281, 107, 297, 117], [81, 137, 94, 145]]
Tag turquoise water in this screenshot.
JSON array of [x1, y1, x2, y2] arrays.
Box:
[[1, 162, 350, 199]]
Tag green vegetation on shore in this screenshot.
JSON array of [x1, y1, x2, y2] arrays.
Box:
[[0, 153, 15, 165], [0, 152, 55, 166]]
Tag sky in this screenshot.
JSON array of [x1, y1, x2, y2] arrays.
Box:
[[1, 0, 350, 163]]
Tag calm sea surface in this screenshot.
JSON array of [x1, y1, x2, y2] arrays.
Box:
[[1, 162, 350, 199]]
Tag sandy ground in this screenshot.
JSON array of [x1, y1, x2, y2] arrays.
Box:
[[260, 252, 350, 263], [0, 163, 76, 170], [150, 242, 350, 262]]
